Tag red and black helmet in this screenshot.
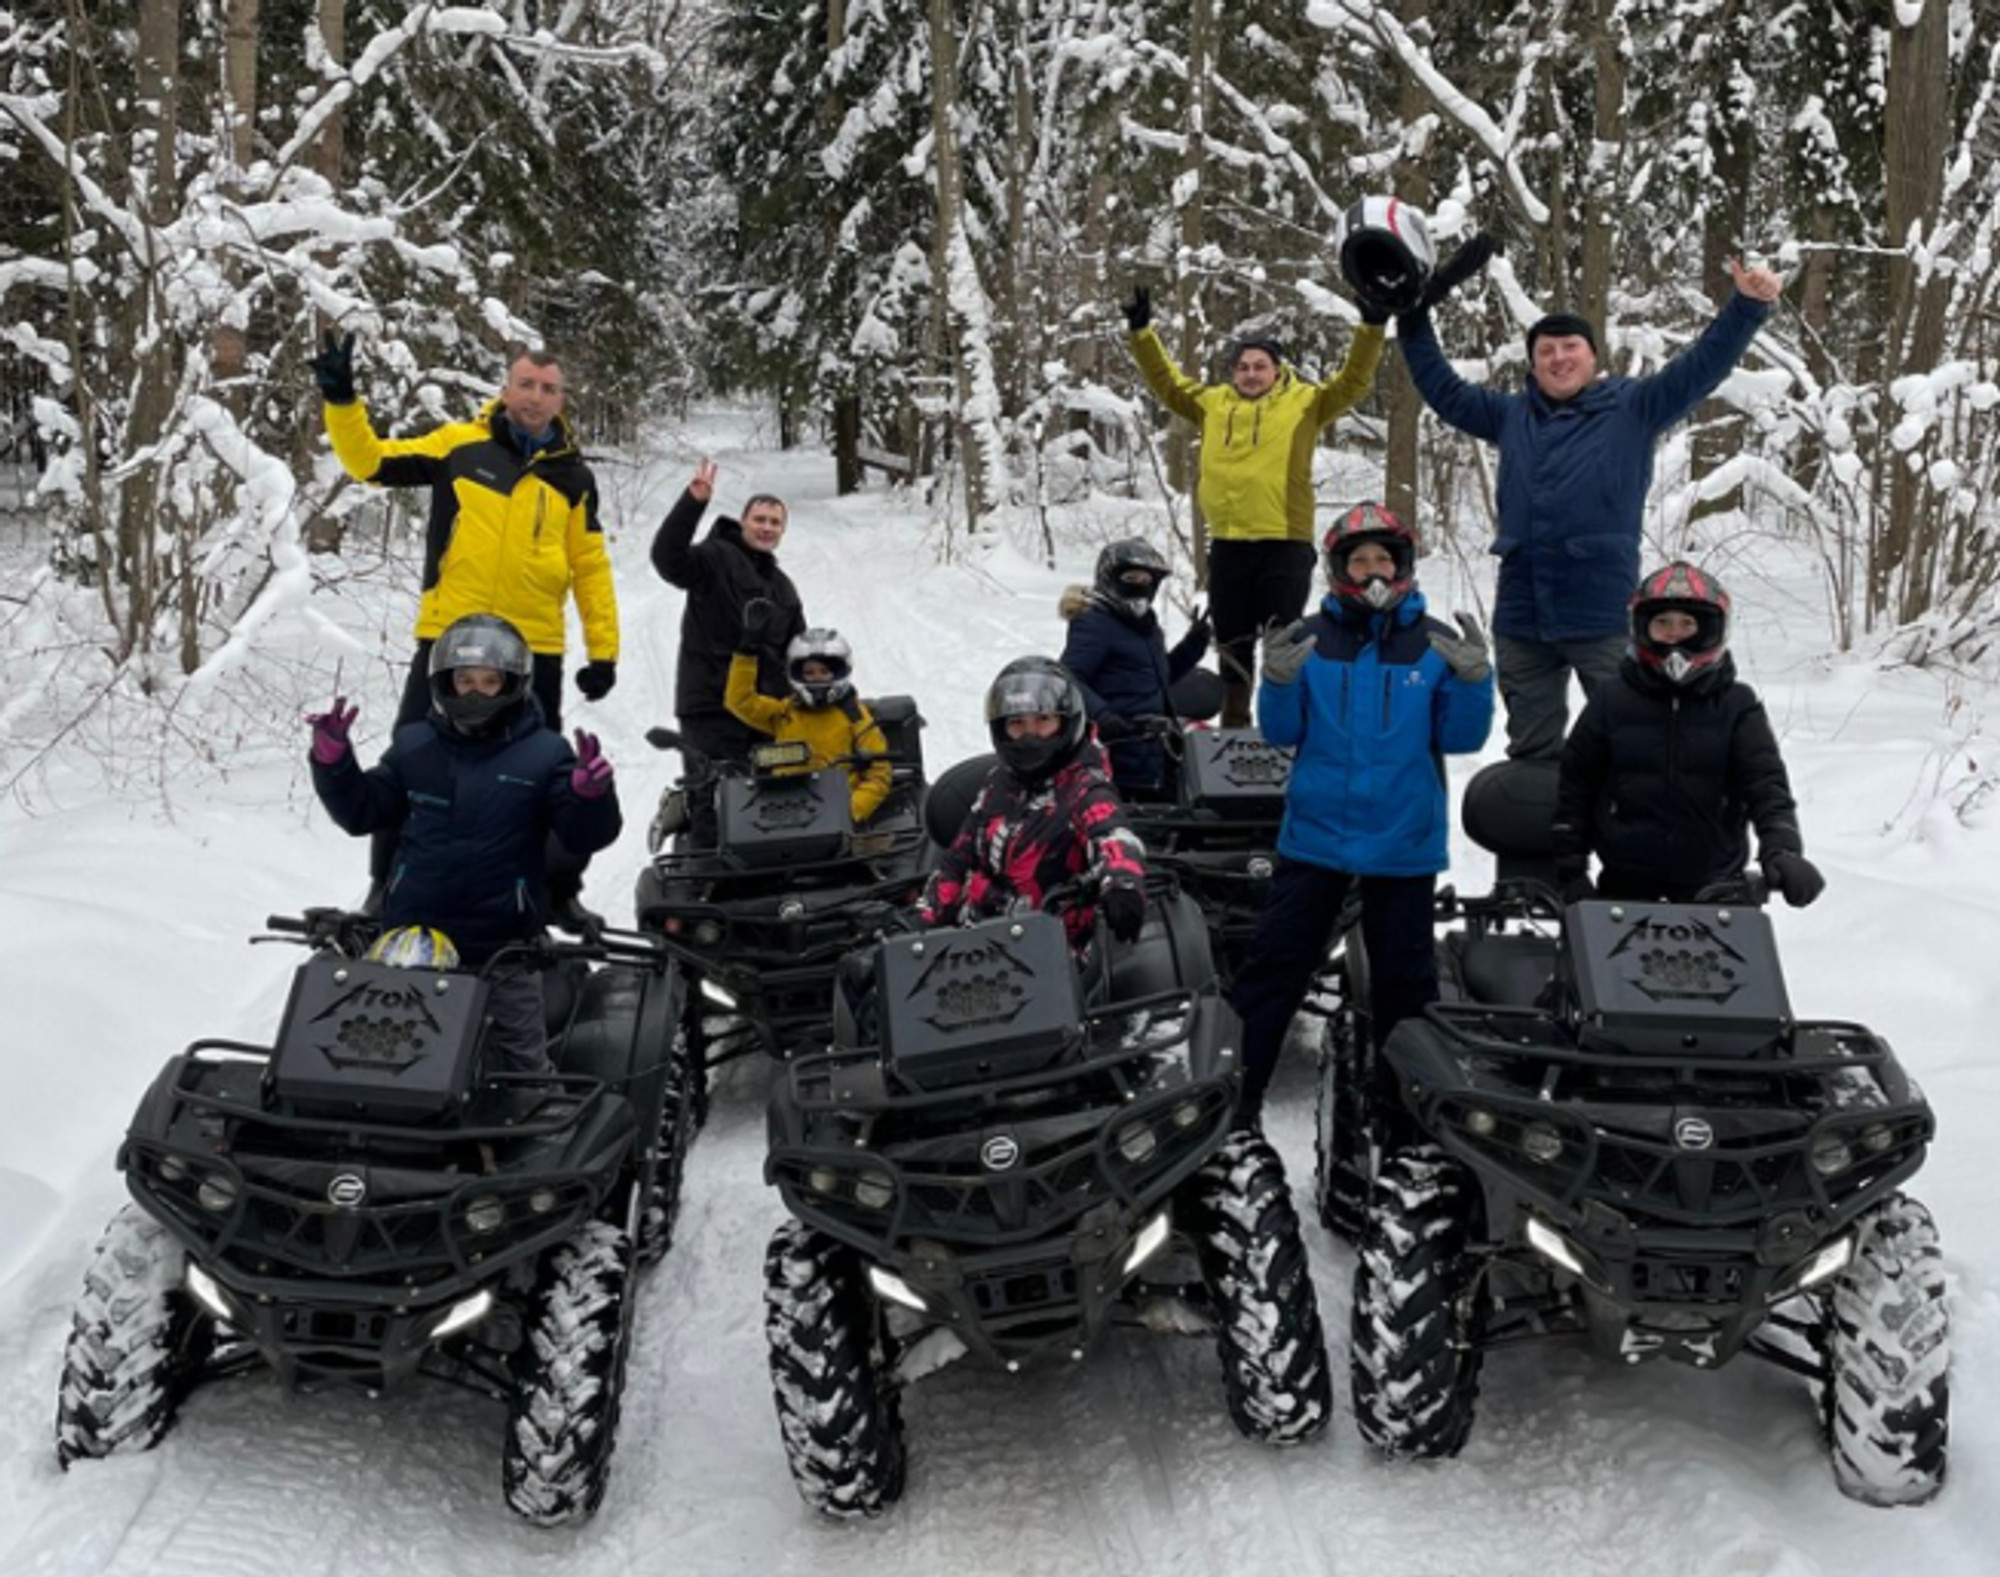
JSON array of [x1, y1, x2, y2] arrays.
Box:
[[1629, 561, 1732, 684], [1322, 502, 1418, 614]]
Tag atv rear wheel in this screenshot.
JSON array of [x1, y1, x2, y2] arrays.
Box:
[[55, 1203, 211, 1467], [1312, 1002, 1373, 1241], [637, 1049, 698, 1267], [503, 1219, 635, 1525], [764, 1218, 906, 1517], [1190, 1130, 1333, 1445], [1350, 1149, 1484, 1458], [1821, 1193, 1950, 1507]]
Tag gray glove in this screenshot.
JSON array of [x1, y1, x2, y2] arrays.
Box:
[[1428, 612, 1492, 683], [1259, 620, 1316, 686]]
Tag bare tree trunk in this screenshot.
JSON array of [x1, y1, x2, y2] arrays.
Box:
[[928, 0, 984, 530], [1575, 0, 1626, 331], [212, 0, 261, 387], [1383, 0, 1431, 528], [1875, 0, 1951, 626], [1688, 5, 1752, 526], [1177, 0, 1213, 584], [825, 0, 863, 493]]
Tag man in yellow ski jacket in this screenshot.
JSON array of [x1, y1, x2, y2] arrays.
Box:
[[1126, 289, 1385, 724], [312, 334, 620, 914]]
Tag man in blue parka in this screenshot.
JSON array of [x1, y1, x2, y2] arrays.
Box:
[[1228, 505, 1493, 1127], [1399, 247, 1782, 758]]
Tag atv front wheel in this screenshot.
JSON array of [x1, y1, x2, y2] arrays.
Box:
[[1821, 1193, 1950, 1507], [55, 1203, 211, 1466], [1190, 1130, 1333, 1445], [764, 1218, 906, 1518], [503, 1219, 635, 1525], [1350, 1149, 1484, 1458]]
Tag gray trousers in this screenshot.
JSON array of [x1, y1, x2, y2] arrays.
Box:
[[483, 963, 551, 1074], [1495, 633, 1626, 760]]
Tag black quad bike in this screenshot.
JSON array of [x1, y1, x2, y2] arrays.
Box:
[[634, 697, 931, 1071], [53, 908, 696, 1527], [760, 863, 1331, 1519], [1328, 762, 1950, 1508]]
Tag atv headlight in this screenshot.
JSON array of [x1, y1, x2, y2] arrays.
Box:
[[430, 1289, 494, 1340], [1120, 1211, 1173, 1278], [1810, 1131, 1854, 1177], [1114, 1121, 1159, 1165], [1860, 1123, 1895, 1155], [196, 1172, 239, 1213], [1463, 1107, 1498, 1138], [693, 922, 726, 950], [866, 1265, 928, 1313], [852, 1172, 894, 1211], [462, 1195, 507, 1235], [184, 1262, 236, 1322], [1777, 1234, 1854, 1297], [1520, 1121, 1565, 1166], [158, 1154, 189, 1183]]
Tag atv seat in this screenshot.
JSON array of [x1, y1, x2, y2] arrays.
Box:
[[1448, 931, 1555, 1009], [1461, 758, 1561, 889], [865, 694, 926, 781]]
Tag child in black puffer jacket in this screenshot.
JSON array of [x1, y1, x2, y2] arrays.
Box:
[[1552, 563, 1824, 907]]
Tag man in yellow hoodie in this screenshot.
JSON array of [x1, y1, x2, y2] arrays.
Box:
[[311, 332, 621, 914], [1126, 289, 1385, 726]]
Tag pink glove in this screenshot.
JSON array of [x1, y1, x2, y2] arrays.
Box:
[[571, 729, 615, 799], [308, 697, 358, 766]]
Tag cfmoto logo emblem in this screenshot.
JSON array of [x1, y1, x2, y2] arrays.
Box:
[[980, 1135, 1020, 1172], [327, 1173, 368, 1208], [1674, 1117, 1715, 1151]]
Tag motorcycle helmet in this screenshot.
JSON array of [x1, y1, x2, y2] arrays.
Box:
[[1323, 502, 1418, 614], [1335, 195, 1437, 317], [364, 925, 461, 970], [1629, 562, 1731, 685], [429, 613, 533, 737], [985, 657, 1089, 782], [1094, 537, 1171, 620], [786, 627, 855, 707]]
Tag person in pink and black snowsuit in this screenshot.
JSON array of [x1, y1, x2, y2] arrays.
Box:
[[919, 657, 1149, 948]]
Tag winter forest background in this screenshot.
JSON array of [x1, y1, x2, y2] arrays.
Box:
[[2, 0, 1999, 800]]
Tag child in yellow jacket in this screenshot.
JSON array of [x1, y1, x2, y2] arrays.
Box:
[[727, 601, 892, 823]]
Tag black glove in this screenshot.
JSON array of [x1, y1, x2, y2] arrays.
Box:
[[1358, 297, 1392, 327], [1554, 858, 1595, 904], [1188, 603, 1212, 645], [1764, 851, 1825, 908], [575, 659, 616, 701], [739, 596, 776, 650], [311, 328, 356, 405], [1094, 714, 1141, 744], [1122, 285, 1152, 332], [1420, 232, 1499, 311], [1100, 883, 1146, 944]]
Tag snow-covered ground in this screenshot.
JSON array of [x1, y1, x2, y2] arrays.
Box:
[[2, 409, 1995, 1575]]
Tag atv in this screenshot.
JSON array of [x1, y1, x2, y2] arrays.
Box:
[[53, 907, 696, 1527], [634, 696, 931, 1073], [1333, 762, 1950, 1508], [760, 854, 1331, 1519]]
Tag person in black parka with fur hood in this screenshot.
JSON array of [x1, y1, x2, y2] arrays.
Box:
[[1059, 538, 1211, 793], [650, 458, 806, 763], [1552, 563, 1824, 907]]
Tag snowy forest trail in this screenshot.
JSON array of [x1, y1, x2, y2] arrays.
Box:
[[3, 413, 1998, 1575]]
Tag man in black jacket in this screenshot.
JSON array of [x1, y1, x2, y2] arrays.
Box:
[[651, 461, 806, 836]]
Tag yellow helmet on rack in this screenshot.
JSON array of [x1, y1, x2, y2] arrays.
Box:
[[363, 925, 461, 970]]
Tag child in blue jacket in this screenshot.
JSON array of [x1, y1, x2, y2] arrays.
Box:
[[1229, 504, 1493, 1124]]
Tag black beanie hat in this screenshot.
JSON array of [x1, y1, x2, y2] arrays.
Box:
[[1229, 334, 1287, 369], [1526, 311, 1599, 359]]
